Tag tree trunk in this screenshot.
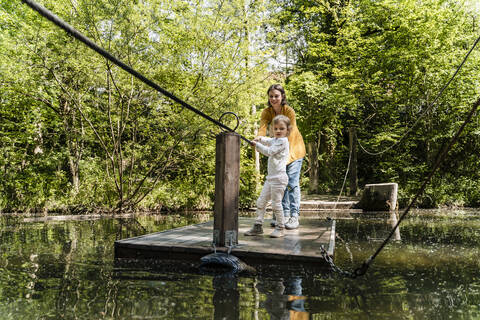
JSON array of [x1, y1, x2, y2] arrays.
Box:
[[348, 127, 358, 196], [318, 133, 330, 184], [308, 141, 319, 193], [60, 98, 82, 194], [33, 107, 44, 155]]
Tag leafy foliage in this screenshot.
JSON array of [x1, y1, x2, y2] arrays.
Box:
[[269, 0, 480, 206], [0, 0, 267, 212], [1, 0, 480, 212]]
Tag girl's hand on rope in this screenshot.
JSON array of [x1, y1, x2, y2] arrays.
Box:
[[251, 136, 261, 148]]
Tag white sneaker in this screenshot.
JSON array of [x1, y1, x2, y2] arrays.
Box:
[[285, 216, 299, 230], [270, 228, 284, 238]]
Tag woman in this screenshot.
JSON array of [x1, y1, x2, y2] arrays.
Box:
[[256, 84, 306, 229]]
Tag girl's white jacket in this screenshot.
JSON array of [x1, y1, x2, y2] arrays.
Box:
[[255, 137, 289, 183]]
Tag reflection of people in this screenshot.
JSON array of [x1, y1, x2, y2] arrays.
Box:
[[284, 277, 308, 320], [261, 280, 290, 320], [257, 84, 306, 230], [245, 115, 290, 238], [257, 277, 309, 320]]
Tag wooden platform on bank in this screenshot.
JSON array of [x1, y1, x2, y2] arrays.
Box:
[[114, 217, 335, 268]]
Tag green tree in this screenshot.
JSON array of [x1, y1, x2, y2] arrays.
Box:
[[269, 0, 480, 206], [0, 0, 269, 212], [334, 0, 480, 206]]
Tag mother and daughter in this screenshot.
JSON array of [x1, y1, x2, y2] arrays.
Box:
[[245, 84, 306, 238]]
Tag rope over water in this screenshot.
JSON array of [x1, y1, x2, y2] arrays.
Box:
[[21, 0, 252, 145], [324, 33, 480, 277], [325, 95, 480, 278]]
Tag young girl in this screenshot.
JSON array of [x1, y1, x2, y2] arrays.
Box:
[[245, 115, 291, 238]]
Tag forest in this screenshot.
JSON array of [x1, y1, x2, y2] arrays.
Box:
[[1, 0, 480, 213]]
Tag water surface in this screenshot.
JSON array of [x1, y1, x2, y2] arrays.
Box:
[[0, 209, 479, 319]]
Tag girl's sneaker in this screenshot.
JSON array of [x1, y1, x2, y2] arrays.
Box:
[[244, 224, 263, 236], [269, 228, 284, 238]]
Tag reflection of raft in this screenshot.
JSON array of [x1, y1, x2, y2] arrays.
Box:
[[114, 217, 335, 269]]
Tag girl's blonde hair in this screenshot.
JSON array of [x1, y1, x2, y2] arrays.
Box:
[[271, 115, 291, 136]]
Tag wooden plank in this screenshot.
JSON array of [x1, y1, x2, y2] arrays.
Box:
[[114, 217, 335, 268]]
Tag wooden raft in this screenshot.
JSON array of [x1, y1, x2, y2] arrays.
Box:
[[114, 217, 335, 268]]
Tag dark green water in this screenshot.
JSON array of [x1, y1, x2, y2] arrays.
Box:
[[1, 209, 479, 319]]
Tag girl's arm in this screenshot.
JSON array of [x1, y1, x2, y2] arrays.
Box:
[[251, 136, 271, 148], [256, 138, 287, 157], [257, 136, 273, 145]]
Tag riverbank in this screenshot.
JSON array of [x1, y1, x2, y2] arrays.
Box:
[[0, 193, 362, 216]]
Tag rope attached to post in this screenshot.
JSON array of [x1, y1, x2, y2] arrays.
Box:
[[21, 0, 252, 145]]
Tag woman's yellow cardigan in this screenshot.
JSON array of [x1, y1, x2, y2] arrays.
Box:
[[256, 105, 306, 164]]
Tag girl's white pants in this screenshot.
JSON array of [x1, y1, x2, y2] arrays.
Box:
[[255, 178, 288, 228]]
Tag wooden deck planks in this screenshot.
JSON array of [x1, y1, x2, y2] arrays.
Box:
[[115, 217, 335, 267]]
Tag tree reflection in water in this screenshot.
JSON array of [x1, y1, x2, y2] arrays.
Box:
[[0, 210, 479, 319]]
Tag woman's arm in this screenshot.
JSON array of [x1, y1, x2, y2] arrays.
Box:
[[284, 107, 298, 127], [257, 108, 271, 137]]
